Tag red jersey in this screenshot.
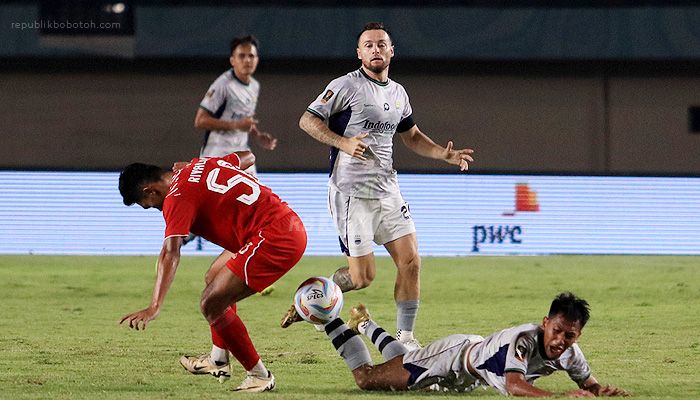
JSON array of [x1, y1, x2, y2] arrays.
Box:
[[162, 154, 292, 251]]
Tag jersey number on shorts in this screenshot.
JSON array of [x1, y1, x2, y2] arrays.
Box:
[[205, 160, 260, 205]]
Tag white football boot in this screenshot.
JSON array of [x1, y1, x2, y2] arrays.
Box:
[[233, 371, 276, 393], [179, 354, 230, 383]]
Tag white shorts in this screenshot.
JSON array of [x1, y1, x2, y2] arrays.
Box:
[[328, 186, 416, 257], [403, 334, 484, 392]]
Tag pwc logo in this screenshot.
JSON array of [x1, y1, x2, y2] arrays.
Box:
[[472, 183, 540, 252]]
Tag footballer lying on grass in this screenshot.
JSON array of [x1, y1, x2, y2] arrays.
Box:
[[313, 292, 628, 397]]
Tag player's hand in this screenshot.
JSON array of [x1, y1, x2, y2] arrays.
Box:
[[596, 385, 630, 397], [250, 125, 278, 150], [563, 388, 596, 397], [119, 306, 160, 331], [442, 141, 474, 171], [340, 132, 369, 161], [232, 116, 258, 132], [172, 162, 188, 172]]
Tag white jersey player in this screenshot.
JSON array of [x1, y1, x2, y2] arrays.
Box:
[[180, 35, 277, 382], [283, 22, 475, 350], [198, 69, 259, 172], [316, 292, 628, 397], [305, 67, 413, 199], [194, 35, 277, 176]]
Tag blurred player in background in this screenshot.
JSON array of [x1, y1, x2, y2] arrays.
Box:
[[195, 35, 277, 171], [281, 22, 474, 349], [183, 35, 278, 376], [118, 152, 306, 392], [317, 292, 629, 397]]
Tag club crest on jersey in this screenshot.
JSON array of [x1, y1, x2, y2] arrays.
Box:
[[321, 90, 334, 104], [383, 102, 390, 111], [395, 100, 402, 109]]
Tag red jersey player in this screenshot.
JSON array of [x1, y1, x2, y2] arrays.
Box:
[[118, 151, 306, 392]]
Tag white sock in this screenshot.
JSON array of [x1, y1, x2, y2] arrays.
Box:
[[210, 345, 228, 364], [248, 359, 268, 377], [397, 329, 415, 342]]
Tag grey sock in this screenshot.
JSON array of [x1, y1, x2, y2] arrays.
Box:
[[396, 299, 419, 332], [364, 319, 407, 361], [324, 318, 372, 370]]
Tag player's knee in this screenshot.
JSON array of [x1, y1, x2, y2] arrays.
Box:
[[199, 295, 212, 320], [355, 376, 371, 390], [352, 273, 374, 289], [398, 254, 421, 277], [199, 292, 220, 322], [353, 369, 374, 390]]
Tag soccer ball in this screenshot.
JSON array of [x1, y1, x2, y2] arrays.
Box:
[[293, 277, 343, 325]]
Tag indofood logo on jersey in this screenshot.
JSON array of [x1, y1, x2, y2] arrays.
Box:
[[362, 120, 397, 133], [471, 183, 539, 252]]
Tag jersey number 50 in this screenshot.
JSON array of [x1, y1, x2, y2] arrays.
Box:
[[205, 161, 260, 205]]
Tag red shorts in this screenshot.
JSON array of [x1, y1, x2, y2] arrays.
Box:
[[226, 211, 307, 292]]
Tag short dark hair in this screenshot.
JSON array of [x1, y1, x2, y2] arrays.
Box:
[[357, 22, 392, 44], [230, 35, 259, 55], [118, 163, 164, 206], [548, 292, 591, 327]]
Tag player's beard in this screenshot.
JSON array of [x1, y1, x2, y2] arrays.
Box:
[[363, 58, 389, 74], [241, 65, 256, 76]]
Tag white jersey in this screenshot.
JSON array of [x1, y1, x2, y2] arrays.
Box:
[[468, 323, 592, 395], [402, 334, 484, 392], [199, 69, 259, 158], [307, 68, 415, 199]]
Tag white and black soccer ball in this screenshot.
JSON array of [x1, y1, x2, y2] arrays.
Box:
[[293, 276, 343, 325]]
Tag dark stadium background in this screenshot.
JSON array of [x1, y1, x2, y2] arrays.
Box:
[[1, 0, 700, 175]]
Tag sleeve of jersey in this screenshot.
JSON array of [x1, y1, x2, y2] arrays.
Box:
[[199, 77, 227, 115], [306, 77, 352, 121], [163, 198, 197, 239], [565, 344, 592, 385], [504, 334, 535, 374], [396, 88, 415, 132]]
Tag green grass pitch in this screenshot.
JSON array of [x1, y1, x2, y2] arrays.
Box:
[[0, 255, 698, 399]]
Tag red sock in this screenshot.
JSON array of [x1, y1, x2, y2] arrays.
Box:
[[211, 326, 226, 349], [210, 305, 234, 349], [210, 306, 260, 371]]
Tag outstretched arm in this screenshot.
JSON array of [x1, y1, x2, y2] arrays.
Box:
[[505, 372, 594, 397], [580, 376, 629, 397], [399, 125, 474, 171], [299, 111, 369, 160], [119, 236, 183, 330]]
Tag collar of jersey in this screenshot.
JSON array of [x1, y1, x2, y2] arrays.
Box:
[[359, 68, 389, 86], [229, 69, 250, 86]]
